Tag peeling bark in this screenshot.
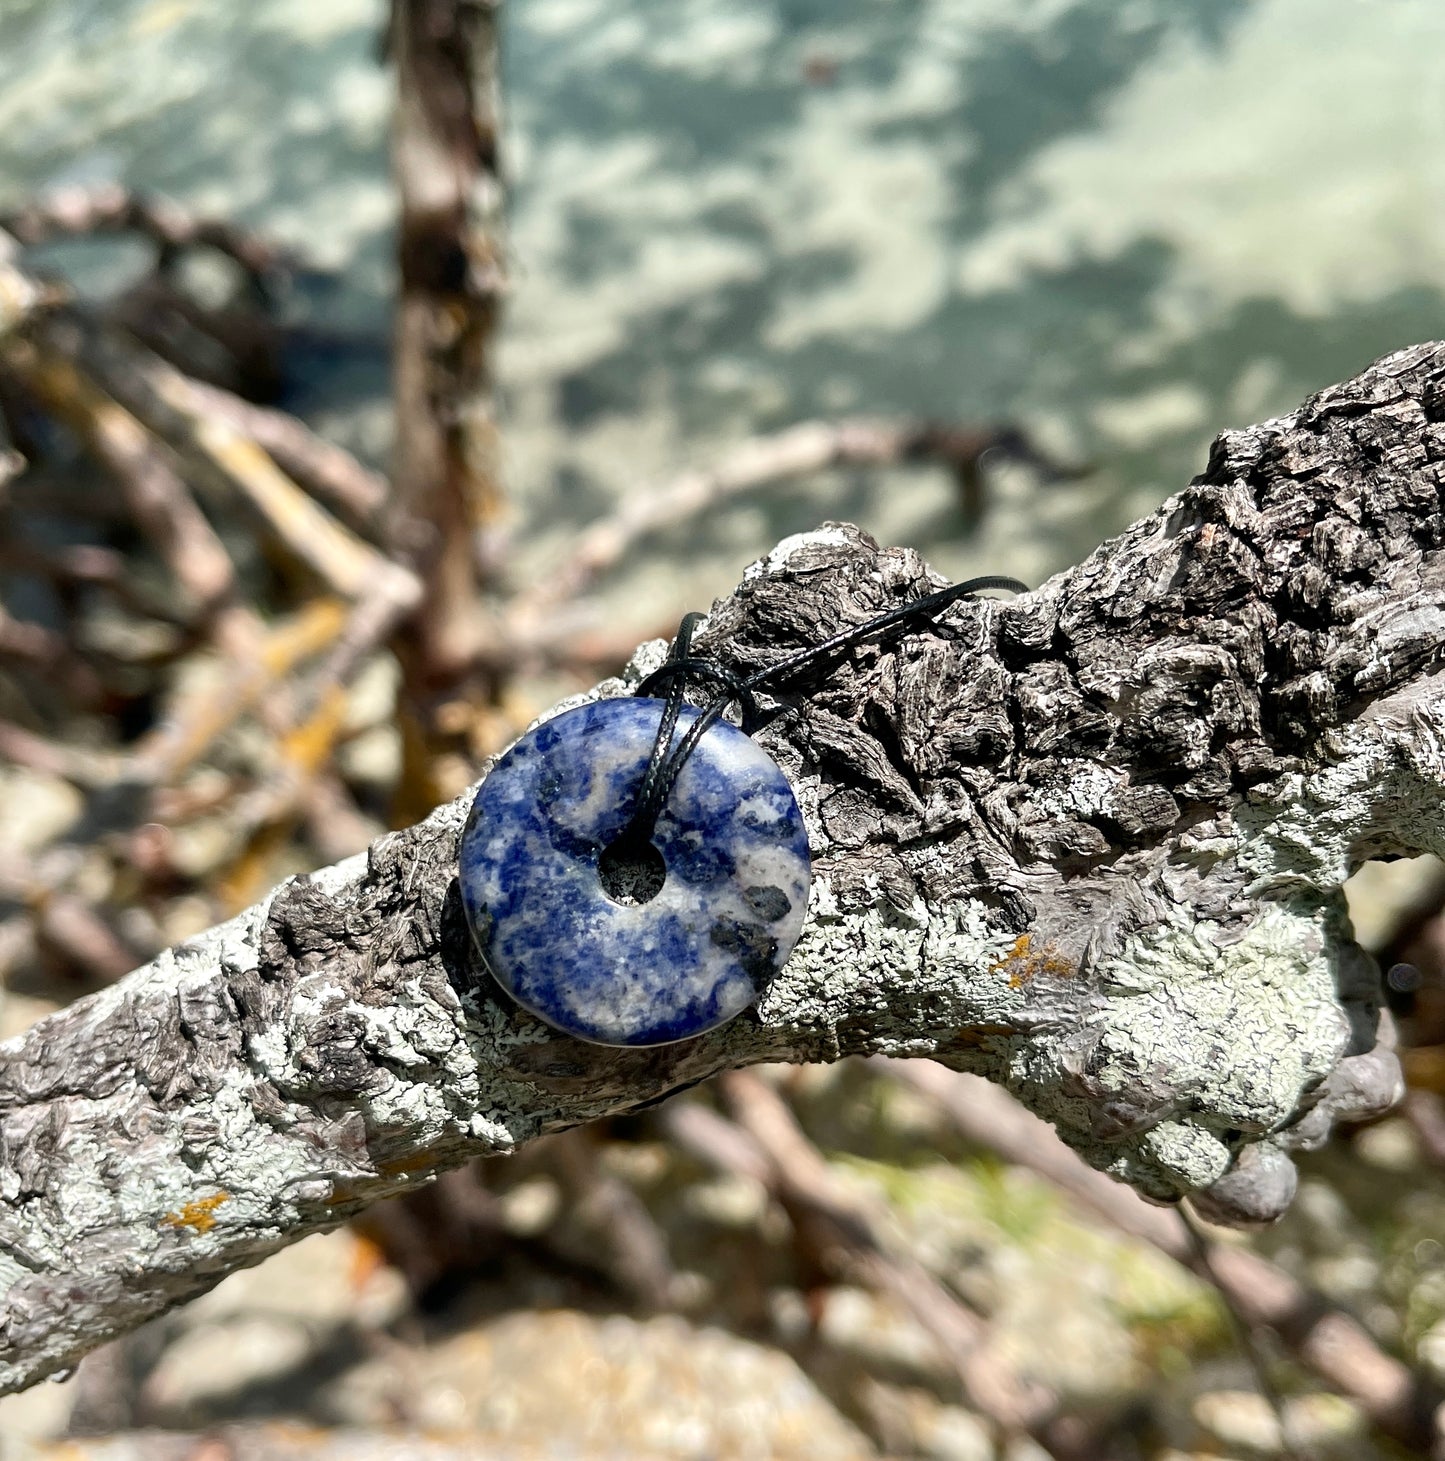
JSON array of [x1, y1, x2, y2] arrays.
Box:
[[5, 343, 1445, 1391]]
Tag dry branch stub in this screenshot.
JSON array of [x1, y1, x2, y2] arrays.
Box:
[[2, 343, 1444, 1393]]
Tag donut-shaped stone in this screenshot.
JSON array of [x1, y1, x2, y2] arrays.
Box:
[[458, 697, 812, 1047]]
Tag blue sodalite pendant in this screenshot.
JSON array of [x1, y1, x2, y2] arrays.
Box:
[[458, 697, 812, 1047]]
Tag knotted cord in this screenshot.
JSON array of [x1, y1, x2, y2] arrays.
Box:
[[623, 573, 1028, 846]]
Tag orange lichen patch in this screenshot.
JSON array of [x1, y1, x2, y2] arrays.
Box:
[[993, 934, 1032, 968], [992, 933, 1075, 988], [160, 1190, 229, 1234]]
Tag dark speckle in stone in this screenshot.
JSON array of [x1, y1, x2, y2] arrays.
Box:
[[709, 918, 780, 988], [668, 838, 737, 887], [743, 885, 793, 922]]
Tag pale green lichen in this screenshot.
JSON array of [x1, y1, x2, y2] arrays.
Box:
[[753, 872, 1351, 1201], [1091, 901, 1348, 1135]]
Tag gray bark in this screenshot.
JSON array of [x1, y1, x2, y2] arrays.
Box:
[[5, 342, 1445, 1392]]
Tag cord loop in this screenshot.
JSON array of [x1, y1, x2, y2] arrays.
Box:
[[625, 574, 1027, 845]]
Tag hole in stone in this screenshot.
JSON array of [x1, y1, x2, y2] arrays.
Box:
[[597, 835, 666, 906]]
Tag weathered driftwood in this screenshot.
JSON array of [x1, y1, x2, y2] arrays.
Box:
[[3, 343, 1445, 1392]]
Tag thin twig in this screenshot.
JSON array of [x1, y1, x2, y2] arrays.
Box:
[[170, 377, 388, 527], [1180, 1205, 1312, 1461], [0, 856, 136, 985], [125, 596, 351, 788], [299, 774, 379, 866], [0, 720, 119, 785], [206, 572, 421, 907], [0, 185, 293, 293], [30, 893, 138, 985], [0, 604, 105, 707], [66, 318, 414, 604], [0, 538, 194, 629], [544, 1128, 677, 1310], [526, 418, 1076, 610], [0, 320, 250, 643], [1403, 1089, 1445, 1168]]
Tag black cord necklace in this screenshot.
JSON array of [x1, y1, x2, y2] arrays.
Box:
[[458, 572, 1027, 1047]]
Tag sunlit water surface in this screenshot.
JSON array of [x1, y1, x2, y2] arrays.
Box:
[[2, 0, 1444, 629]]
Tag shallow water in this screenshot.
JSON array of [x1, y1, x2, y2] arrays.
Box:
[[2, 0, 1444, 630]]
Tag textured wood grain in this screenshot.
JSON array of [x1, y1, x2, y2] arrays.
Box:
[[4, 343, 1445, 1392]]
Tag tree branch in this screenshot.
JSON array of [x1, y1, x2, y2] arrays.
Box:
[[4, 343, 1445, 1392]]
